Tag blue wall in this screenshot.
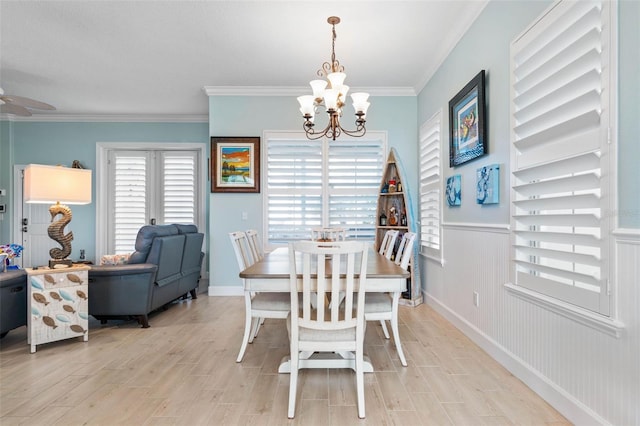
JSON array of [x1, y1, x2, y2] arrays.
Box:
[[618, 0, 640, 228], [0, 121, 208, 260], [209, 95, 417, 289]]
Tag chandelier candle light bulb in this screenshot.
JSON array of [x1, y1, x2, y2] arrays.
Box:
[[297, 16, 370, 140]]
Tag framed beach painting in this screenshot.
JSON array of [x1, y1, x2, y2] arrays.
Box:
[[211, 137, 260, 193], [449, 70, 487, 167]]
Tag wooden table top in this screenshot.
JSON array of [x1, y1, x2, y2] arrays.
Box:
[[240, 246, 409, 280]]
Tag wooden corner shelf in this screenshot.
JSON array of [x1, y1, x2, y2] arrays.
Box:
[[375, 148, 423, 306]]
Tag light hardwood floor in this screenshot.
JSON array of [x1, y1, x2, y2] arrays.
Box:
[[0, 295, 570, 425]]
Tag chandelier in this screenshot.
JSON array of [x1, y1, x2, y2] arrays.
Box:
[[297, 16, 370, 140]]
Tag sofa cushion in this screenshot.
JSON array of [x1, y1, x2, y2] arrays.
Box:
[[174, 224, 198, 234], [128, 225, 179, 264]]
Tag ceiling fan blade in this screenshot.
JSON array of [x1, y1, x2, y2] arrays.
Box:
[[0, 103, 33, 116], [0, 94, 55, 110]]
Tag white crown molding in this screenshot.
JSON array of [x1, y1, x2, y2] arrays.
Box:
[[414, 0, 490, 93], [0, 113, 208, 123], [203, 86, 416, 97]]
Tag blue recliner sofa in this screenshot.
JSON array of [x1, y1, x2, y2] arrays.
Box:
[[88, 224, 204, 328]]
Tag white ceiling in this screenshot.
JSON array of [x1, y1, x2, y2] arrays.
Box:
[[0, 0, 488, 120]]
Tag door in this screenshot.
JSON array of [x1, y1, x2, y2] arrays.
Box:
[[102, 148, 202, 256], [13, 165, 51, 268]]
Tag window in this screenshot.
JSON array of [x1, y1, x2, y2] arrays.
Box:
[[419, 110, 442, 260], [509, 0, 613, 316], [98, 144, 205, 257], [264, 131, 386, 246]]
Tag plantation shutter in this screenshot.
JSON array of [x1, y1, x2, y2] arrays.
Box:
[[265, 132, 385, 245], [510, 0, 611, 315], [161, 151, 198, 224], [419, 110, 442, 257], [112, 151, 148, 253], [267, 137, 323, 242], [328, 138, 385, 240], [109, 149, 200, 254]]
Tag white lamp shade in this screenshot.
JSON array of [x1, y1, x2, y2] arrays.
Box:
[[24, 164, 92, 205], [309, 80, 328, 98], [327, 72, 346, 89], [323, 89, 340, 110], [351, 92, 370, 112], [297, 95, 316, 117]]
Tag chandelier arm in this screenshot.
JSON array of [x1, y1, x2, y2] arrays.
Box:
[[338, 125, 367, 138], [303, 121, 334, 140]]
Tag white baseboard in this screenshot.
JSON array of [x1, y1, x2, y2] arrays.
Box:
[[423, 291, 611, 426], [207, 285, 243, 297]]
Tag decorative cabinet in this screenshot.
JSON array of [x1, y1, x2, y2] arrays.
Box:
[[375, 148, 422, 306], [26, 265, 90, 353]]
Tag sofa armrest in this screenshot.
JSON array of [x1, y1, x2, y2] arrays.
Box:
[[88, 264, 158, 317], [89, 263, 158, 277]]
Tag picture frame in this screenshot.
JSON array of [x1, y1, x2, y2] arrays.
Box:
[[476, 163, 500, 205], [211, 137, 260, 193], [449, 70, 487, 167], [445, 174, 462, 207]]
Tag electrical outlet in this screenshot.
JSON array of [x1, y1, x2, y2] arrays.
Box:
[[473, 291, 479, 307], [0, 189, 6, 196], [242, 212, 248, 220]]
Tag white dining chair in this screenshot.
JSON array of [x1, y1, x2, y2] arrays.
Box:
[[364, 231, 416, 367], [378, 229, 399, 260], [287, 240, 368, 419], [245, 229, 264, 262], [229, 231, 290, 363], [310, 227, 346, 241]]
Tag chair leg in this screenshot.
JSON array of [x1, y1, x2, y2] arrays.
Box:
[[237, 294, 254, 362], [253, 317, 265, 338], [356, 349, 365, 418], [249, 317, 260, 343], [288, 349, 299, 418], [391, 292, 407, 367], [380, 320, 390, 339]]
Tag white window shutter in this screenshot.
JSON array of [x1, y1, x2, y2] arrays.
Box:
[[112, 151, 149, 254], [510, 0, 611, 315], [267, 137, 323, 242], [419, 110, 442, 257], [265, 132, 385, 245], [161, 151, 198, 225], [108, 149, 201, 255], [328, 139, 385, 240]]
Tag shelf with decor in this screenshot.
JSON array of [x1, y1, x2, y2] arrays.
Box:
[[375, 148, 422, 306]]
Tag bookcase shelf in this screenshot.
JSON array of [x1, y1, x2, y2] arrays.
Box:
[[375, 148, 422, 306]]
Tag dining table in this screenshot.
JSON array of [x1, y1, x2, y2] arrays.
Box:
[[239, 245, 409, 373]]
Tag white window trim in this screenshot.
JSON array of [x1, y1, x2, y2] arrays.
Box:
[[505, 283, 624, 337], [95, 142, 207, 259]]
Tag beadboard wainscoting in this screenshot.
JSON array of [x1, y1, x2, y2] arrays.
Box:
[[421, 224, 640, 426]]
